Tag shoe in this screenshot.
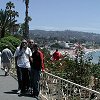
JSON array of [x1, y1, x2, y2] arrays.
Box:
[[1, 67, 4, 70], [5, 72, 7, 76], [5, 72, 9, 76], [18, 91, 24, 96], [18, 93, 23, 97], [17, 90, 21, 94]]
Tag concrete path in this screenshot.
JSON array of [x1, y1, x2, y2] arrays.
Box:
[[0, 69, 38, 100], [0, 54, 45, 100]]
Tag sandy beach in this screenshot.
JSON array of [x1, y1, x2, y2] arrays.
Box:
[[50, 48, 100, 58]]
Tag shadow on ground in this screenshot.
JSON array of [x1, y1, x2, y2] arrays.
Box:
[[0, 75, 6, 77], [4, 89, 34, 98]]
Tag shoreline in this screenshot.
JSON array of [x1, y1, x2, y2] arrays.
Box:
[[50, 48, 100, 57], [84, 48, 100, 54]]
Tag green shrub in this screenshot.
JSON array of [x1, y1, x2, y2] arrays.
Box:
[[0, 36, 21, 53], [0, 41, 15, 53], [1, 36, 21, 48]]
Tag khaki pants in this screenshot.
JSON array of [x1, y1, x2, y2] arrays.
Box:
[[3, 63, 11, 74]]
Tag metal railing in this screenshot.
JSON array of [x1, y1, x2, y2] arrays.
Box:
[[9, 61, 100, 100], [40, 71, 100, 100]]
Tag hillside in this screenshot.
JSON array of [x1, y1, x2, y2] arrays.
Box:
[[29, 30, 100, 43]]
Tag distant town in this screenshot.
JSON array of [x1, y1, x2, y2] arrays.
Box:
[[29, 29, 100, 50]]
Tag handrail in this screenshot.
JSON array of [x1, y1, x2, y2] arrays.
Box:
[[44, 71, 100, 94], [40, 71, 100, 100]]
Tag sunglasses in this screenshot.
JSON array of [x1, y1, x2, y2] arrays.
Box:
[[29, 42, 34, 43], [22, 42, 27, 44]]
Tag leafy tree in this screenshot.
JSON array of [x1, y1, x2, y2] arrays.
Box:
[[0, 9, 14, 38], [0, 1, 19, 38], [6, 1, 19, 34], [18, 16, 32, 37], [6, 1, 15, 10]]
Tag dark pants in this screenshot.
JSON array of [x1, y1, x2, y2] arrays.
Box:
[[31, 69, 41, 96], [21, 68, 30, 93], [16, 67, 22, 90]]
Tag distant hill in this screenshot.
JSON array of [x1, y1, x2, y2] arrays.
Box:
[[29, 29, 100, 43]]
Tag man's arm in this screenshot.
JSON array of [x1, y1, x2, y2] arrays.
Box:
[[15, 56, 18, 69], [39, 51, 45, 72]]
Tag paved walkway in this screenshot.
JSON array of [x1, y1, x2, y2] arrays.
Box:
[[0, 67, 37, 100], [0, 54, 45, 100]]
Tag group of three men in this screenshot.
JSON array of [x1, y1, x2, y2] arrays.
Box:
[[14, 39, 45, 99]]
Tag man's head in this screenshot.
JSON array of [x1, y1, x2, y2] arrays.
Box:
[[21, 39, 28, 48], [56, 49, 58, 52], [33, 43, 39, 51], [28, 39, 34, 49]]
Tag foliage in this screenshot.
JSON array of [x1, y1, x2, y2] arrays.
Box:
[[92, 64, 100, 79], [0, 36, 21, 53], [18, 16, 32, 38], [43, 46, 94, 87], [0, 40, 15, 53], [13, 34, 23, 40], [0, 1, 19, 38], [1, 36, 21, 48], [39, 44, 100, 92]]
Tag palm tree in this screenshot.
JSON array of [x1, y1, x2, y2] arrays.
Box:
[[6, 1, 19, 34], [6, 1, 15, 33], [19, 16, 32, 37], [12, 11, 19, 34], [22, 0, 30, 39], [6, 1, 15, 10], [0, 9, 17, 38]]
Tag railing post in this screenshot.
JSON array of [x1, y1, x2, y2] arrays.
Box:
[[56, 79, 62, 100], [0, 52, 1, 67]]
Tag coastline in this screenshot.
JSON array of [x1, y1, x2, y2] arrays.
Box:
[[50, 48, 100, 57], [84, 48, 100, 54], [49, 48, 100, 64]]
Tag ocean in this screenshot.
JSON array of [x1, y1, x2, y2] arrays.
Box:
[[85, 50, 100, 64]]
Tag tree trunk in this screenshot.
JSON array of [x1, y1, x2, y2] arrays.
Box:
[[24, 0, 29, 40], [1, 27, 5, 38]]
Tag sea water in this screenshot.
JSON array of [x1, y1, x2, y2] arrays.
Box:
[[85, 50, 100, 64]]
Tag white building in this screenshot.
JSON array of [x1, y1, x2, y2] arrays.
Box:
[[58, 41, 74, 49]]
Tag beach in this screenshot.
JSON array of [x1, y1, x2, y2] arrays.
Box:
[[50, 48, 100, 58]]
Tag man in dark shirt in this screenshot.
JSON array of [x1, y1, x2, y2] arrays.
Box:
[[31, 44, 44, 99]]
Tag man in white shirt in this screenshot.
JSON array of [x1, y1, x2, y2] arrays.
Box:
[[14, 39, 32, 95]]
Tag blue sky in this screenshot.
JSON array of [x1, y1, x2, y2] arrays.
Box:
[[1, 0, 100, 34]]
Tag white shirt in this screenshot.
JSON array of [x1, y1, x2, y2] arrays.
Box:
[[14, 46, 32, 68]]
